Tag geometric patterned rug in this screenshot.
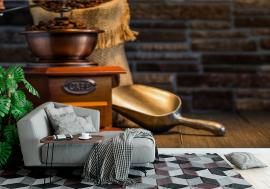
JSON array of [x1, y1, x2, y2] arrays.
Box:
[[0, 154, 253, 189]]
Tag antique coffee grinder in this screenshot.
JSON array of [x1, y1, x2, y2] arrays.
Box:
[[2, 0, 103, 67], [1, 0, 125, 129]]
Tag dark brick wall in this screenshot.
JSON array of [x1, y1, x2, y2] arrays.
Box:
[[0, 1, 33, 63], [128, 0, 270, 112], [1, 0, 270, 112]]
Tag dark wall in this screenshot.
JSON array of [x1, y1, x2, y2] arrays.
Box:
[[1, 0, 270, 112], [0, 0, 33, 63], [128, 0, 270, 112]]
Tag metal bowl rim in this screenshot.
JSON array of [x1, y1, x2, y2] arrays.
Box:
[[20, 29, 104, 34]]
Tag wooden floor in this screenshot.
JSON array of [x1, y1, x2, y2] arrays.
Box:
[[153, 111, 270, 148]]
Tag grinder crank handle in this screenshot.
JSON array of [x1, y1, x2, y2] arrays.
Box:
[[0, 4, 39, 16], [0, 4, 71, 16], [174, 114, 226, 136]]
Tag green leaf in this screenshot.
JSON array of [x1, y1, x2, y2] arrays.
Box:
[[14, 66, 25, 82], [3, 124, 19, 146], [0, 65, 38, 120], [6, 65, 25, 82], [6, 77, 18, 94], [5, 65, 25, 94], [0, 67, 6, 94], [11, 106, 27, 121], [11, 90, 26, 106], [11, 100, 33, 121], [0, 66, 5, 75], [10, 90, 34, 120], [0, 66, 5, 78], [0, 142, 12, 168], [0, 97, 11, 117], [23, 100, 33, 112], [0, 78, 6, 95], [22, 79, 39, 97]]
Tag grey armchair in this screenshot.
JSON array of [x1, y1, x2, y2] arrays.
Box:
[[17, 102, 155, 167]]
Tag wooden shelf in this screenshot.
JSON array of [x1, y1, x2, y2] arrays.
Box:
[[63, 101, 108, 107], [25, 66, 126, 76]]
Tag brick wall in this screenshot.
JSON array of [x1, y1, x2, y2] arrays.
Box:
[[0, 0, 270, 112], [128, 0, 270, 112]]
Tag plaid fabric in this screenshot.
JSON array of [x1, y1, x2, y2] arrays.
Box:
[[82, 128, 154, 185]]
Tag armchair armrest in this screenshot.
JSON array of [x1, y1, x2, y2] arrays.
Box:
[[17, 102, 52, 166]]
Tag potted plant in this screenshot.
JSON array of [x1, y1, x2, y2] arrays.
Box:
[[0, 65, 39, 168]]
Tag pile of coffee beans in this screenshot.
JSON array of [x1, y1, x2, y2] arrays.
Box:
[[33, 0, 106, 12], [33, 0, 67, 12], [64, 0, 105, 9], [26, 17, 90, 30]]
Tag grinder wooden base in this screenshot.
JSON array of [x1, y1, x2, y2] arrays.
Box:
[[25, 65, 125, 129]]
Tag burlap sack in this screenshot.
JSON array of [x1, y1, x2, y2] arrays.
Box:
[[28, 0, 136, 86], [89, 44, 132, 86]]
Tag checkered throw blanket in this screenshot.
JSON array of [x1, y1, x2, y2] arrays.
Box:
[[82, 128, 154, 185]]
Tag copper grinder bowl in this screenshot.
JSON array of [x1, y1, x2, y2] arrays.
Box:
[[21, 29, 103, 63]]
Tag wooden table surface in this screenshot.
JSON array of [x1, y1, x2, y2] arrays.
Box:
[[40, 135, 104, 144], [153, 111, 270, 148]]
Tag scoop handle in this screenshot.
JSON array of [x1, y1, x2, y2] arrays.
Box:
[[175, 115, 226, 136]]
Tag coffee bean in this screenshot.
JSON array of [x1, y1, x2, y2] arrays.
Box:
[[61, 20, 69, 25], [55, 17, 68, 21], [33, 0, 107, 12], [66, 24, 75, 29], [26, 17, 88, 31], [27, 0, 110, 31]]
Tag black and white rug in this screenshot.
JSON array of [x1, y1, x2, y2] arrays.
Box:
[[0, 154, 253, 189]]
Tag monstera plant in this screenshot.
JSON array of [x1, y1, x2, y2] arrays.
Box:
[[0, 65, 39, 168]]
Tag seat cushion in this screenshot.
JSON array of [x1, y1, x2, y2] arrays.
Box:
[[41, 143, 93, 164], [41, 132, 155, 165]]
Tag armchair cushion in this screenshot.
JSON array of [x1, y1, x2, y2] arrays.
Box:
[[45, 105, 96, 135]]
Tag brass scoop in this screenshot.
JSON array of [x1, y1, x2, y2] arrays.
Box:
[[112, 84, 226, 136]]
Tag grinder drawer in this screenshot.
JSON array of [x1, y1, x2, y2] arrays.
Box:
[[48, 76, 112, 102]]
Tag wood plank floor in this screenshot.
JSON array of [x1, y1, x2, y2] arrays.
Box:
[[153, 111, 270, 148]]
